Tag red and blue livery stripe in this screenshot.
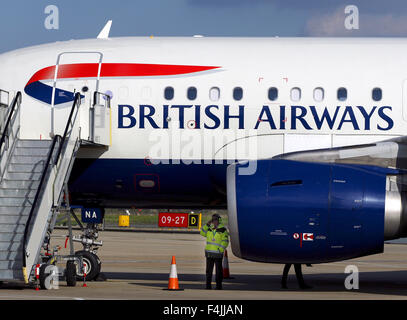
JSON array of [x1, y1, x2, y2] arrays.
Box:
[[25, 63, 220, 105]]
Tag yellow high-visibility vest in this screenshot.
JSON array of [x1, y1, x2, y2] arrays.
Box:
[[200, 223, 229, 257]]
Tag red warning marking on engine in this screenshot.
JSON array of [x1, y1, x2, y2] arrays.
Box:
[[302, 233, 314, 241]]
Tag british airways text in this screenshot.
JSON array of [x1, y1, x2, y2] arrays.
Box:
[[118, 104, 393, 131]]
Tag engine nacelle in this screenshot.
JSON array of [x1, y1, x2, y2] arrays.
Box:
[[227, 159, 406, 264]]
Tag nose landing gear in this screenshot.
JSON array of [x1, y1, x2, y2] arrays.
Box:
[[63, 206, 105, 282], [71, 222, 104, 281]]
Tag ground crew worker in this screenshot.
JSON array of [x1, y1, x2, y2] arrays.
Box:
[[200, 213, 229, 290], [281, 263, 312, 289]]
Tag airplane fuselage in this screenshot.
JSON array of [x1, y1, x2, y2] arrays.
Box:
[[0, 37, 405, 208]]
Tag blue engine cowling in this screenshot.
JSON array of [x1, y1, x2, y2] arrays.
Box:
[[227, 159, 404, 264]]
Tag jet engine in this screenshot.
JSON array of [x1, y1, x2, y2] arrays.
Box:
[[227, 159, 407, 263]]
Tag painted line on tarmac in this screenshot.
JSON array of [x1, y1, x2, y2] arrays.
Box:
[[329, 261, 405, 269], [55, 226, 200, 235]]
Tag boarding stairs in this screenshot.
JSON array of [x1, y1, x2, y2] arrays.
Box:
[[0, 91, 110, 284]]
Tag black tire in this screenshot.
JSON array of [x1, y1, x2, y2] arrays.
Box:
[[75, 250, 101, 281], [39, 264, 58, 290], [65, 261, 77, 287], [39, 264, 47, 290]]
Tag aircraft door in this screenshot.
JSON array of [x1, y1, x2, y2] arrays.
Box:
[[91, 91, 111, 145], [52, 52, 103, 139]]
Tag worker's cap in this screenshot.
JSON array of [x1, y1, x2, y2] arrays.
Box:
[[212, 214, 221, 221]]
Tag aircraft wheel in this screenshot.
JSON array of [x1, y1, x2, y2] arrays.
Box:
[[65, 261, 77, 287], [75, 250, 101, 281], [39, 264, 58, 290]]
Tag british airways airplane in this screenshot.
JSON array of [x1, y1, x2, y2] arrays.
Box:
[[0, 29, 406, 268]]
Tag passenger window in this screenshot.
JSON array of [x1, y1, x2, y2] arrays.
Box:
[[164, 87, 174, 100], [233, 87, 243, 101], [209, 87, 220, 101], [290, 87, 301, 101], [313, 87, 324, 102], [187, 87, 197, 100], [372, 88, 382, 101], [268, 87, 278, 101], [337, 87, 347, 101]]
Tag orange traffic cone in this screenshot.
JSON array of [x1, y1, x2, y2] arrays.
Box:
[[164, 256, 183, 291], [223, 250, 234, 279]]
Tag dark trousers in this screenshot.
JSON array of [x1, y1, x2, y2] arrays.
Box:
[[206, 257, 223, 288], [281, 263, 306, 287]]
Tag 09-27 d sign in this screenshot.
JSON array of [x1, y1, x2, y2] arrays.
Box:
[[158, 212, 200, 228]]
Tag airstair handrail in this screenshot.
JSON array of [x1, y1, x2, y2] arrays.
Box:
[[22, 92, 82, 283], [0, 92, 21, 153]]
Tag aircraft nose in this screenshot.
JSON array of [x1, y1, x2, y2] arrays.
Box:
[[0, 53, 25, 99], [0, 56, 11, 93]]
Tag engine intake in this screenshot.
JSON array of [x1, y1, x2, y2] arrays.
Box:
[[384, 191, 407, 239]]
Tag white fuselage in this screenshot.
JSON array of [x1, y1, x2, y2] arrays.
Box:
[[0, 37, 405, 161], [0, 37, 405, 207]]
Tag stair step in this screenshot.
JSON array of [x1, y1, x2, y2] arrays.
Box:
[[0, 251, 20, 260], [0, 189, 36, 198], [0, 180, 39, 189], [17, 140, 52, 148], [0, 224, 25, 233], [4, 172, 41, 181], [0, 206, 31, 215], [14, 147, 49, 157], [8, 163, 44, 173], [10, 155, 46, 165], [0, 269, 23, 281], [0, 198, 33, 207], [0, 233, 23, 242], [0, 260, 22, 269], [0, 241, 22, 251], [0, 215, 28, 224], [0, 215, 29, 224]]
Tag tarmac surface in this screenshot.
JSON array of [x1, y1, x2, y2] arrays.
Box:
[[1, 229, 407, 299]]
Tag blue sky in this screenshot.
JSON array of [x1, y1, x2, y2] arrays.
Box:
[[1, 0, 407, 53]]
